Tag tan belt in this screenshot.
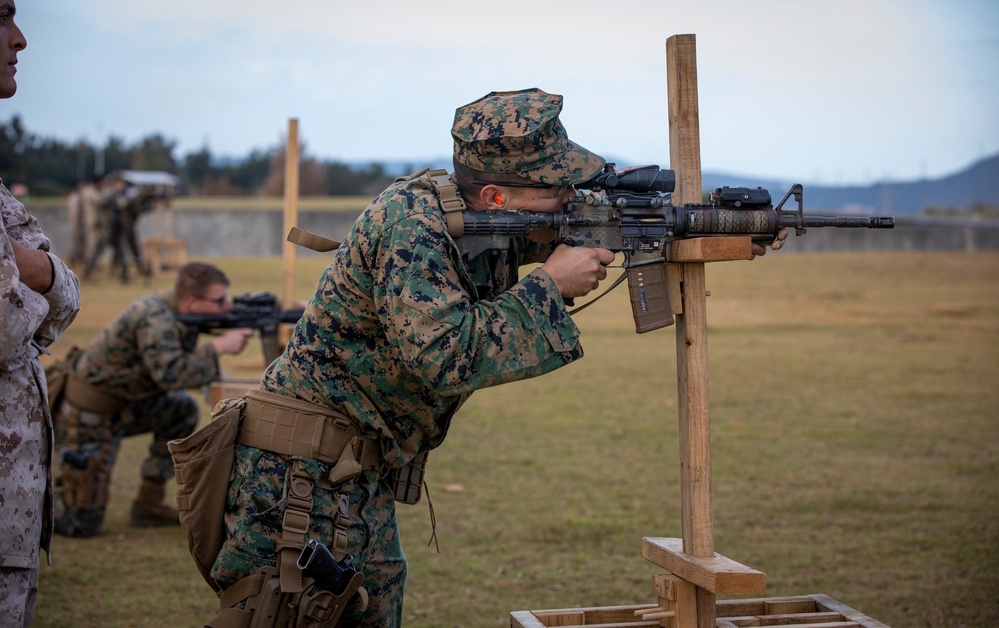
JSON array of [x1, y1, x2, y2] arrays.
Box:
[[239, 389, 384, 481], [63, 373, 129, 415]]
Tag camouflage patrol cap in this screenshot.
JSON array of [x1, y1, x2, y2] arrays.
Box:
[[451, 88, 605, 186]]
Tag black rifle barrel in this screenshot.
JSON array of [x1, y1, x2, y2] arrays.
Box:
[[789, 215, 895, 229], [458, 209, 894, 239]]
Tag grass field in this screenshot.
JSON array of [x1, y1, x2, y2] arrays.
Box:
[[33, 251, 998, 627]]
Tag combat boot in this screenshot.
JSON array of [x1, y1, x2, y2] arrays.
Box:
[[129, 478, 180, 527]]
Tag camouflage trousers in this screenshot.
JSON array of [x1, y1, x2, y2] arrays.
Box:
[[53, 391, 199, 537], [0, 566, 38, 627], [212, 445, 406, 627]]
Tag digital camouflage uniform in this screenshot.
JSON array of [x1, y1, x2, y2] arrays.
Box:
[[53, 290, 221, 537], [211, 89, 605, 626], [0, 180, 81, 625]]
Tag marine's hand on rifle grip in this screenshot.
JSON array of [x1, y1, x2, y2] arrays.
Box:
[[751, 228, 789, 257], [211, 328, 253, 355], [541, 244, 616, 300]]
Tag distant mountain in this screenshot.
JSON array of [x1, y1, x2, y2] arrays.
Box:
[[368, 153, 999, 215], [702, 154, 999, 215]]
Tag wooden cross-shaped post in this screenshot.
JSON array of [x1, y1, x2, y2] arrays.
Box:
[[668, 33, 716, 628], [639, 34, 766, 628]]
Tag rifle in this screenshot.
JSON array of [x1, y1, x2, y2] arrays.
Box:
[[176, 292, 305, 363], [451, 164, 895, 333]]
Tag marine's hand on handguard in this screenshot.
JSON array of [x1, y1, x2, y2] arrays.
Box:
[[541, 244, 616, 299], [750, 228, 789, 258]]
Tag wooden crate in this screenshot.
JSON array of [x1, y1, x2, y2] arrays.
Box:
[[143, 236, 189, 277], [510, 594, 889, 628]]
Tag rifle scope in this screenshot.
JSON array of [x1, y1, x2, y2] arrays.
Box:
[[581, 164, 676, 194]]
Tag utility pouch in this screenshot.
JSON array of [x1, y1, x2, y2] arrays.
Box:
[[169, 396, 245, 593], [44, 346, 81, 412], [388, 451, 429, 505], [58, 451, 110, 510], [54, 402, 113, 512]]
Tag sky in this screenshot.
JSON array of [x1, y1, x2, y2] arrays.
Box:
[[8, 0, 998, 187]]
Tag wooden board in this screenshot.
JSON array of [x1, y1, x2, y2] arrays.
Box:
[[666, 238, 754, 263], [641, 538, 766, 596]]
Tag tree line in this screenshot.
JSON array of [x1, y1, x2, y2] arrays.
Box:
[[0, 115, 400, 197]]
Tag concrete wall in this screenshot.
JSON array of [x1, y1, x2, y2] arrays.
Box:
[[27, 205, 999, 259]]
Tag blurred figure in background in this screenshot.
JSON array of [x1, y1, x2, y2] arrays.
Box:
[[78, 175, 104, 274], [82, 174, 126, 283], [65, 180, 85, 265], [118, 186, 157, 281]]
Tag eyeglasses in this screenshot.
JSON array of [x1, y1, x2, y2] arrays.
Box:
[[471, 180, 561, 189], [196, 294, 229, 306]]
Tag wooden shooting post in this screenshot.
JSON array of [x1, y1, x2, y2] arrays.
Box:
[[282, 118, 300, 311], [510, 34, 888, 628], [206, 118, 301, 404]]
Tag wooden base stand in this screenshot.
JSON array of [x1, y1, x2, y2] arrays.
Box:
[[510, 593, 888, 628]]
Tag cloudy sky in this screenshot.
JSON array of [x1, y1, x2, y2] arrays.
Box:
[[9, 0, 998, 186]]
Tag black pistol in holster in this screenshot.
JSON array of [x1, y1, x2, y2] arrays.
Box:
[[217, 541, 366, 628], [292, 539, 366, 627], [298, 539, 363, 598]]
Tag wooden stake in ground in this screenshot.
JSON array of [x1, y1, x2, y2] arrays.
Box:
[[666, 33, 715, 628], [282, 118, 300, 309]]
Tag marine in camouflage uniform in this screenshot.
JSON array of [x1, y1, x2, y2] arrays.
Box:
[[1, 5, 82, 624], [53, 263, 250, 537], [211, 89, 613, 626], [0, 176, 81, 624]]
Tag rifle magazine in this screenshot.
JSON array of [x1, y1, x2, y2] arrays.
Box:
[[389, 451, 429, 505]]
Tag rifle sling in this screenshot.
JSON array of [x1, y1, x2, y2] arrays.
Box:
[[565, 269, 628, 316], [286, 226, 341, 252]]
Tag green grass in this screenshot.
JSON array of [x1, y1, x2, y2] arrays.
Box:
[[35, 252, 999, 627]]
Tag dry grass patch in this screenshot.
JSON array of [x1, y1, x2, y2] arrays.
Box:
[[34, 252, 999, 627]]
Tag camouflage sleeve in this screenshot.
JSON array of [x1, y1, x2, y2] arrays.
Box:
[[0, 224, 48, 367], [33, 251, 82, 349], [0, 193, 80, 365], [377, 205, 582, 395], [135, 302, 220, 391]]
